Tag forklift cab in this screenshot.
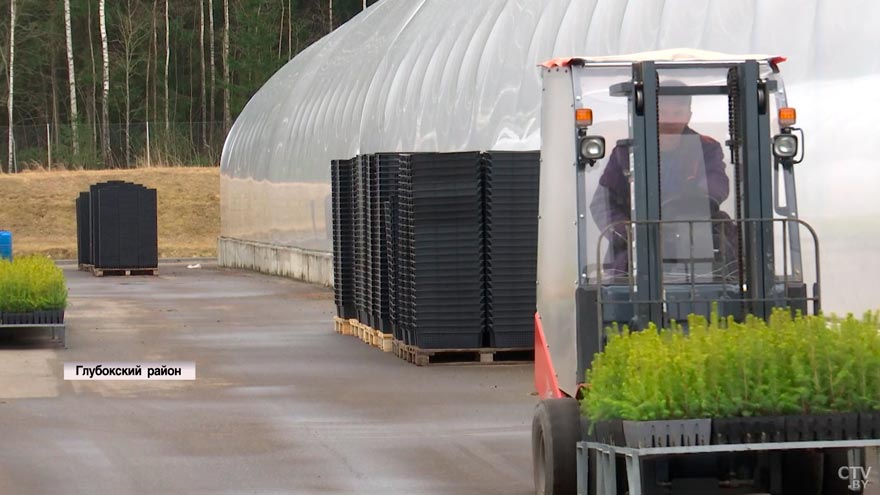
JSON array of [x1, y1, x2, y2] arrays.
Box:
[[536, 50, 820, 400], [533, 50, 823, 494]]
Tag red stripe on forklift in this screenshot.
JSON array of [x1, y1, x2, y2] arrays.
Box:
[[534, 312, 564, 399]]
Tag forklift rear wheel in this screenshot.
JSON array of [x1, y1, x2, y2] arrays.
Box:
[[532, 398, 580, 495]]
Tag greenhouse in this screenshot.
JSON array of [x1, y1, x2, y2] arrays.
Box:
[[219, 0, 880, 315]]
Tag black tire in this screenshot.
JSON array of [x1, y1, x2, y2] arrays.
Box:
[[532, 398, 580, 495]]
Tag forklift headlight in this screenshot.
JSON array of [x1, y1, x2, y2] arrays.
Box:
[[579, 136, 606, 161], [773, 134, 798, 158]]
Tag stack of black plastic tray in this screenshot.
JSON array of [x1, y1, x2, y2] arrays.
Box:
[[332, 150, 539, 352], [384, 195, 401, 340], [482, 151, 540, 348], [365, 155, 377, 328], [84, 181, 158, 270], [372, 153, 400, 334], [365, 155, 379, 329], [394, 155, 414, 343], [76, 192, 91, 265], [331, 159, 356, 319], [399, 152, 485, 349], [352, 156, 366, 324]]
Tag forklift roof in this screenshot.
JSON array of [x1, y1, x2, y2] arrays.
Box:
[[540, 48, 783, 68]]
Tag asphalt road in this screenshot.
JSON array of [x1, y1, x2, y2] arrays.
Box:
[[0, 263, 536, 494]]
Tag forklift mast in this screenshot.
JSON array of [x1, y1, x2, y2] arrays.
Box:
[[536, 52, 820, 398]]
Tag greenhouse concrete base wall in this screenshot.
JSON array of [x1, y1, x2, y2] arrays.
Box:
[[218, 237, 333, 287]]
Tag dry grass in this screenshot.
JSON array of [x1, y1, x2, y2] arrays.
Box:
[[0, 167, 219, 259]]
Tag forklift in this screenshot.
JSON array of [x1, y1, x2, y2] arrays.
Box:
[[532, 50, 878, 494]]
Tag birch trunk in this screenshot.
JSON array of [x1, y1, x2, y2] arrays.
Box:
[[199, 0, 207, 148], [144, 1, 152, 133], [222, 0, 230, 132], [208, 0, 216, 139], [99, 0, 111, 165], [122, 1, 134, 167], [125, 72, 131, 166], [164, 0, 170, 132], [7, 0, 16, 173], [329, 0, 333, 32], [151, 0, 158, 122], [64, 0, 79, 157], [88, 0, 98, 151], [51, 61, 59, 156], [277, 0, 284, 60]]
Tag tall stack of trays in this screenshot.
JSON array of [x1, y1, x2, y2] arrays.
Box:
[[352, 157, 367, 325], [330, 159, 356, 319], [365, 155, 378, 329], [332, 150, 540, 351], [482, 151, 540, 348], [78, 181, 158, 270], [385, 193, 401, 341], [362, 156, 373, 326], [394, 155, 414, 343], [75, 192, 91, 265], [398, 152, 486, 349], [373, 153, 400, 335]]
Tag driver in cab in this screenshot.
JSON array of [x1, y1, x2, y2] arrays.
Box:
[[589, 87, 732, 276]]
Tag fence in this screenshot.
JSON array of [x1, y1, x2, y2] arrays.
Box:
[[0, 121, 228, 172]]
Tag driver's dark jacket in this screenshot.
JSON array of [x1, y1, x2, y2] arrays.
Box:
[[590, 127, 732, 275]]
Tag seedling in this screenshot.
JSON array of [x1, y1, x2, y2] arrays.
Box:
[[583, 308, 880, 422]]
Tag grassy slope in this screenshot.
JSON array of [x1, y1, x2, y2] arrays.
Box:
[[0, 167, 219, 259]]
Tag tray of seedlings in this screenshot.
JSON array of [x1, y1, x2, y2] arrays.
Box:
[[583, 308, 880, 449], [0, 256, 68, 347]]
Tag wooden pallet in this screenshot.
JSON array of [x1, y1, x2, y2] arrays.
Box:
[[333, 316, 353, 336], [356, 322, 372, 343], [374, 330, 394, 353], [347, 319, 359, 337], [335, 318, 394, 352], [88, 265, 158, 277], [392, 340, 533, 366], [336, 320, 532, 362], [347, 320, 370, 344]]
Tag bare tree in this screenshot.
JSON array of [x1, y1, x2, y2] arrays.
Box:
[[222, 0, 230, 132], [277, 0, 284, 60], [120, 0, 148, 166], [329, 0, 333, 32], [208, 0, 216, 138], [51, 59, 60, 152], [7, 0, 16, 173], [64, 0, 79, 158], [99, 0, 111, 165], [164, 0, 170, 132], [287, 0, 292, 59], [144, 0, 153, 127], [199, 0, 208, 149], [87, 0, 98, 151]]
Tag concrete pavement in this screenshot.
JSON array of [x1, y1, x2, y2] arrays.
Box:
[[0, 262, 536, 494]]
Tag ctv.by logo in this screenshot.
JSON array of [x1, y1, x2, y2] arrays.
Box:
[[839, 466, 872, 490]]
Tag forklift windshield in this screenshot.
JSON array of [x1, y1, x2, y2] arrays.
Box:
[[585, 69, 739, 283], [655, 74, 737, 283], [566, 60, 819, 329]]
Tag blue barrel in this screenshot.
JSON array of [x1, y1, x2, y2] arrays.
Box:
[[0, 230, 12, 261]]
